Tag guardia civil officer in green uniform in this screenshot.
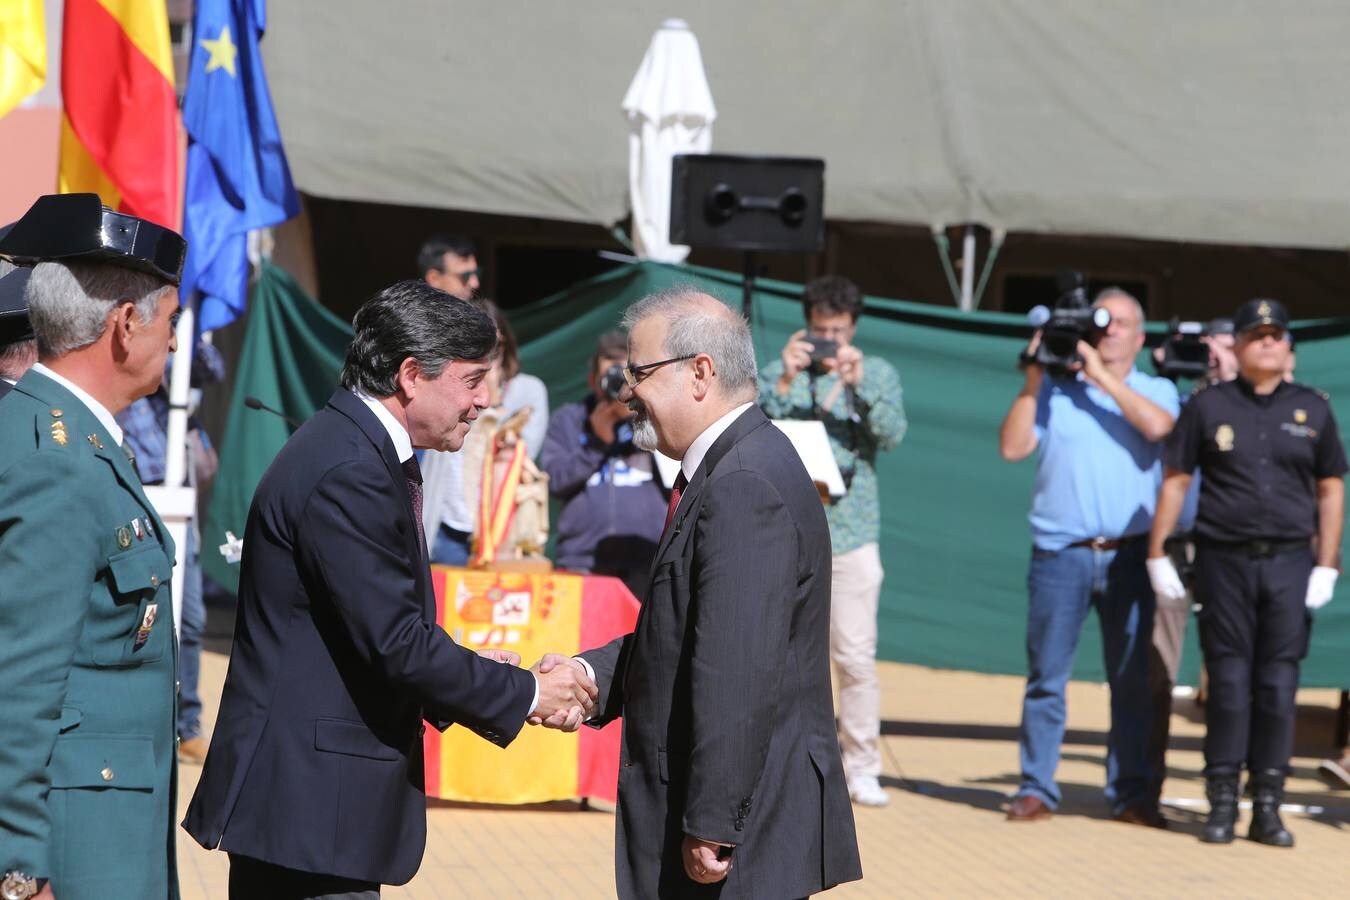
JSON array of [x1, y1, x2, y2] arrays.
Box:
[[1148, 298, 1347, 848], [0, 194, 186, 900]]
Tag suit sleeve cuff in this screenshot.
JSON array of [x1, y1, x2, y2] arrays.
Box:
[[527, 675, 539, 716], [574, 656, 596, 682]]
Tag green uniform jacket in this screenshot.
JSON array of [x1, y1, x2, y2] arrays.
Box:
[[0, 369, 179, 899]]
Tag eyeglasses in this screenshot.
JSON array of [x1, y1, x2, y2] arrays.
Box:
[[621, 354, 696, 388], [453, 269, 480, 283]]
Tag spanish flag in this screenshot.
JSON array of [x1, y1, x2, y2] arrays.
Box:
[[0, 0, 46, 118], [59, 0, 178, 228], [423, 567, 640, 805]]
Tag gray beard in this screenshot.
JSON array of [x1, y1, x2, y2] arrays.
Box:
[[632, 413, 659, 452]]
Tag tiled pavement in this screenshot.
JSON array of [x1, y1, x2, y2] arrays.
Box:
[[178, 646, 1349, 898]]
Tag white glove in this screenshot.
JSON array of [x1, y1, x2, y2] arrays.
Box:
[[1305, 566, 1339, 611], [1146, 556, 1187, 606]]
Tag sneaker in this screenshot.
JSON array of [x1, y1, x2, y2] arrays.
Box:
[[178, 736, 208, 764], [848, 775, 890, 807]]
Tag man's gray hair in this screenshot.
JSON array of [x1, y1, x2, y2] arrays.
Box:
[[1093, 286, 1146, 326], [26, 261, 172, 358], [621, 287, 758, 401]]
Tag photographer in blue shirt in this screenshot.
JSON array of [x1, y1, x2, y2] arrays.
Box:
[[999, 287, 1179, 826]]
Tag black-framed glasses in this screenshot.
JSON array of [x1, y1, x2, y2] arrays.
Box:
[[453, 269, 480, 283], [622, 354, 696, 388]]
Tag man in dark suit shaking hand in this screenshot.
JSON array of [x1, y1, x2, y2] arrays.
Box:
[[542, 288, 863, 899], [184, 281, 597, 898]]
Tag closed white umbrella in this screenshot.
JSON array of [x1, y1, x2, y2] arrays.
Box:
[[622, 18, 716, 263]]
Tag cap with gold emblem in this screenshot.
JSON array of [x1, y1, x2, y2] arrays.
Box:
[[1232, 298, 1290, 335]]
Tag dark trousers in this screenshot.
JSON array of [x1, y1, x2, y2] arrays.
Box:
[[228, 853, 380, 899], [1194, 544, 1313, 776]]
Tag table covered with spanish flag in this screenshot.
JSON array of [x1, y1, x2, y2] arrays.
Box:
[[422, 566, 640, 804]]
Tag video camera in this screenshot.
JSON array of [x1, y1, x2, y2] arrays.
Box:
[[1152, 317, 1234, 382], [1023, 271, 1111, 378]]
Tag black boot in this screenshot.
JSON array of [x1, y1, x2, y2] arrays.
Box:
[[1201, 775, 1239, 844], [1248, 769, 1294, 847]]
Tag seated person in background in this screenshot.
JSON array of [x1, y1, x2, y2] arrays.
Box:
[[540, 331, 668, 597], [420, 297, 547, 565]]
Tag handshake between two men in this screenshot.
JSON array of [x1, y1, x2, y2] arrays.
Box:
[[477, 649, 597, 731]]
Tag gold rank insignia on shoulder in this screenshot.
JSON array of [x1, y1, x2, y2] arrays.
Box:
[[87, 434, 104, 449], [1294, 409, 1308, 424], [50, 419, 68, 445]]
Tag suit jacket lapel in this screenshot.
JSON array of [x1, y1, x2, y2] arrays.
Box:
[[648, 406, 770, 571], [327, 389, 429, 607]]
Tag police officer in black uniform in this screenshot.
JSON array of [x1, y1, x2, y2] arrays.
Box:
[[1148, 298, 1347, 847]]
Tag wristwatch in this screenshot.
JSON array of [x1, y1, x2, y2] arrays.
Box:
[[1, 871, 41, 900]]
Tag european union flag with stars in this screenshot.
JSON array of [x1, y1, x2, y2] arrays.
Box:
[[182, 0, 299, 332]]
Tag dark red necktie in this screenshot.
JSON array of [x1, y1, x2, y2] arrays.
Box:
[[664, 471, 688, 532], [402, 456, 428, 563]]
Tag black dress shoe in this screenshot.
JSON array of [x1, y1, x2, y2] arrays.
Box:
[[1113, 804, 1168, 829], [1007, 794, 1052, 821]]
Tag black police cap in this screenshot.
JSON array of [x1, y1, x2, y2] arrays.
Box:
[[1232, 298, 1290, 334], [0, 193, 185, 287], [0, 266, 34, 347]]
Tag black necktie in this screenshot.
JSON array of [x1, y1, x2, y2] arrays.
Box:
[[663, 471, 688, 532], [402, 456, 428, 563]]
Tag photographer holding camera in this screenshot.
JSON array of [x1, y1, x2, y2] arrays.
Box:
[[999, 285, 1179, 826], [539, 331, 669, 597], [759, 274, 907, 808]]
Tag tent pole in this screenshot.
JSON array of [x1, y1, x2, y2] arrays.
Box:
[[971, 228, 1006, 311], [959, 224, 976, 312], [930, 224, 962, 306]]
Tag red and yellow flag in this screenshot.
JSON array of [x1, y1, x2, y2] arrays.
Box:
[[423, 567, 640, 805], [59, 0, 179, 227], [0, 0, 47, 118]]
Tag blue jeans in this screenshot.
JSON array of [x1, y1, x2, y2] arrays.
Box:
[[1017, 540, 1156, 812], [430, 523, 472, 567], [178, 528, 205, 740]]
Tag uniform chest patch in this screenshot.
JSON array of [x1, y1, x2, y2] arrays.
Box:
[[1215, 424, 1235, 452], [1281, 422, 1317, 439]]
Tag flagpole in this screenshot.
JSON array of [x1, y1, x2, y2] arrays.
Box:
[[145, 305, 198, 637]]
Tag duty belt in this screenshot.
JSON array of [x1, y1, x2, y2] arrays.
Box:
[[1194, 537, 1311, 559]]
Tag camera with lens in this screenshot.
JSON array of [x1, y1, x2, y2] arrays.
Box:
[[599, 363, 628, 400], [1022, 270, 1111, 378], [1152, 317, 1233, 382]]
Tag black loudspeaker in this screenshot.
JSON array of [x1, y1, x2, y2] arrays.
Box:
[[670, 154, 825, 253]]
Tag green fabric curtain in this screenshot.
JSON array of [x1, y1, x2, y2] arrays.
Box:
[[203, 261, 1350, 688]]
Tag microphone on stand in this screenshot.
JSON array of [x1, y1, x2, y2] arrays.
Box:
[[244, 395, 303, 429]]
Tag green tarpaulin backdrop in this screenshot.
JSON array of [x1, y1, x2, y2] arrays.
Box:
[[204, 262, 1350, 688]]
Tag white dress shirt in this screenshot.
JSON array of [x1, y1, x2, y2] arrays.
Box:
[[32, 362, 124, 445], [354, 390, 413, 462], [672, 401, 753, 516]]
